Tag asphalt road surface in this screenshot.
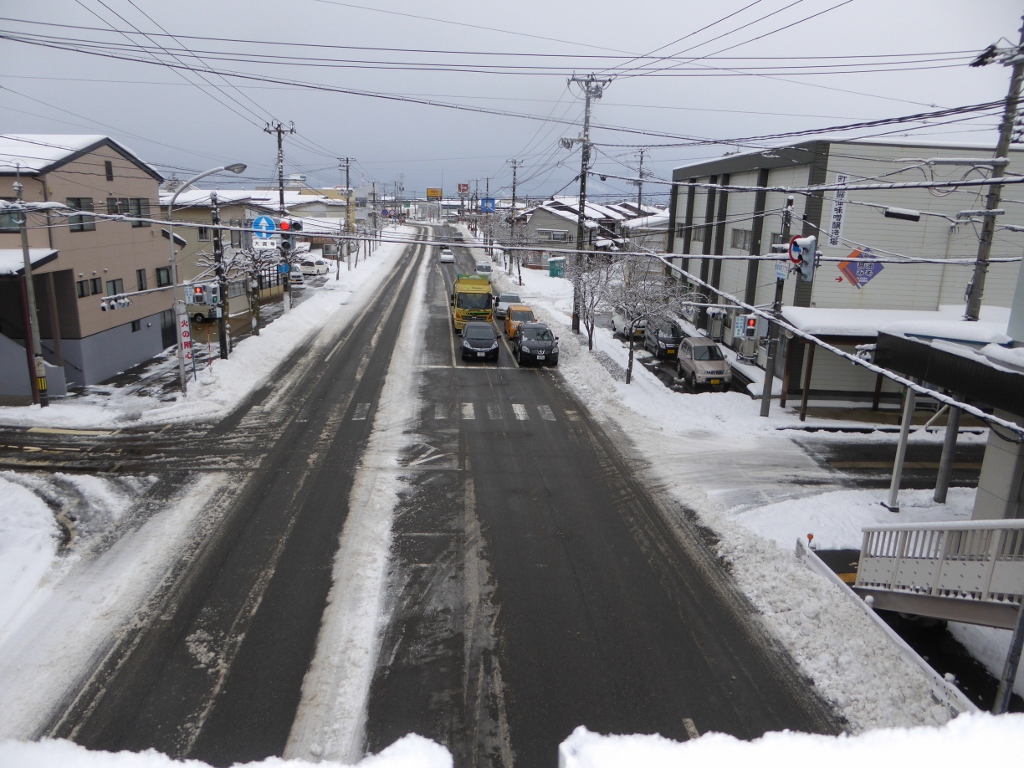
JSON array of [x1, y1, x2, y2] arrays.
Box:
[[364, 235, 841, 766], [18, 227, 843, 768]]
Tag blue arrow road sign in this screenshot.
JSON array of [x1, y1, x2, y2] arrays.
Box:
[[253, 215, 276, 239]]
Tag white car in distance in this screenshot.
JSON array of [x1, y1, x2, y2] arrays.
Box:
[[439, 247, 455, 263]]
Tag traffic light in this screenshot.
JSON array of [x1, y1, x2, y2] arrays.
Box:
[[277, 218, 294, 254], [191, 285, 208, 305], [743, 314, 758, 339], [789, 235, 817, 282]]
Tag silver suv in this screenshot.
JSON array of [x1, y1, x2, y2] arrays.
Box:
[[677, 337, 732, 390]]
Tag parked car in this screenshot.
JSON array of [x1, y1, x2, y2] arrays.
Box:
[[460, 321, 499, 362], [677, 337, 732, 390], [289, 264, 305, 286], [439, 247, 455, 263], [513, 322, 559, 367], [299, 257, 330, 276], [504, 304, 536, 340], [475, 261, 493, 276], [494, 292, 522, 320], [610, 308, 646, 338], [643, 320, 683, 359]]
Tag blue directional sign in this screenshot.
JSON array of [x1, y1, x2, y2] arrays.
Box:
[[480, 197, 496, 213], [253, 215, 276, 239]]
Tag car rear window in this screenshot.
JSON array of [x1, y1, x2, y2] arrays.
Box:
[[500, 294, 521, 304], [464, 325, 495, 339]]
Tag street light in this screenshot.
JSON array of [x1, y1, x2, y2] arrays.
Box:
[[166, 163, 246, 395]]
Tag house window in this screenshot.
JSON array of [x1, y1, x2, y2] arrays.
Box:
[[770, 232, 785, 246], [129, 198, 151, 227], [691, 226, 705, 243], [107, 197, 129, 215], [106, 278, 125, 296], [67, 197, 96, 232], [156, 267, 172, 287], [136, 268, 147, 291], [0, 198, 18, 232], [77, 279, 89, 298], [230, 219, 242, 248], [89, 277, 102, 294], [105, 160, 114, 181], [197, 227, 211, 241], [731, 228, 752, 251], [131, 319, 142, 332], [538, 229, 568, 242]]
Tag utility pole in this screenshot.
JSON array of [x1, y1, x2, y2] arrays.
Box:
[[211, 192, 229, 360], [509, 159, 521, 279], [566, 74, 611, 334], [264, 121, 295, 214], [759, 197, 794, 417], [13, 177, 48, 406], [636, 148, 645, 213], [966, 18, 1024, 320]]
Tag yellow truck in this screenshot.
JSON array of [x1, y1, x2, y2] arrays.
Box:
[[450, 274, 493, 331]]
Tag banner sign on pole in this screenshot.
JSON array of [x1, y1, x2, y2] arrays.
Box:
[[480, 197, 496, 213]]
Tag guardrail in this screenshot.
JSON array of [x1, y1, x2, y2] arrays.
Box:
[[854, 520, 1024, 630]]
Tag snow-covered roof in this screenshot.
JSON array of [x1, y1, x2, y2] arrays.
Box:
[[0, 134, 159, 179], [783, 305, 1012, 341], [621, 211, 671, 232], [160, 189, 346, 211], [0, 248, 57, 276]]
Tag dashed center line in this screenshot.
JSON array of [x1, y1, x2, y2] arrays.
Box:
[[565, 410, 580, 421], [434, 403, 447, 420], [352, 403, 371, 420], [488, 404, 502, 420], [462, 403, 475, 420], [537, 405, 556, 421], [512, 404, 529, 421]]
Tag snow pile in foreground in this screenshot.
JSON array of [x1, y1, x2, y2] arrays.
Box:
[[560, 713, 1024, 768], [0, 733, 451, 767]]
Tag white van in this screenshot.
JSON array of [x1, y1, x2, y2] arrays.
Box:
[[475, 262, 493, 276]]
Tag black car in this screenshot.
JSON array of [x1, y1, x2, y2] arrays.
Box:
[[513, 322, 559, 367], [643, 319, 683, 359], [460, 321, 499, 361]]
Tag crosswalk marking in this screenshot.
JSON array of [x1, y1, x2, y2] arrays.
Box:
[[538, 405, 555, 421], [488, 404, 502, 420], [461, 403, 475, 420], [434, 403, 447, 419], [565, 410, 580, 422], [353, 403, 370, 420], [512, 404, 528, 420]]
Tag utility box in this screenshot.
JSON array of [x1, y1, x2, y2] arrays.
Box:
[[548, 256, 565, 278]]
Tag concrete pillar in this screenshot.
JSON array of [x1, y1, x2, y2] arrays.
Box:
[[973, 409, 1024, 520]]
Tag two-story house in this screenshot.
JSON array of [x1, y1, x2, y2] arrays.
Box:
[[0, 135, 173, 399]]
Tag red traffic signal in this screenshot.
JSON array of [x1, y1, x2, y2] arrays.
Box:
[[278, 220, 291, 231]]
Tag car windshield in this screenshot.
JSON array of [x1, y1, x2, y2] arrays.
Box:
[[464, 325, 495, 340], [499, 294, 521, 304], [523, 328, 553, 341], [693, 344, 725, 361], [510, 310, 535, 321], [476, 265, 492, 273], [658, 325, 681, 340], [457, 293, 492, 309]]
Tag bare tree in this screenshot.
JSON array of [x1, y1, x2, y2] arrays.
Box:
[[565, 252, 615, 351], [608, 252, 683, 384], [200, 247, 281, 337]]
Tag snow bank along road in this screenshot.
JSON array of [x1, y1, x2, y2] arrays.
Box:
[[42, 230, 432, 764], [361, 232, 841, 767]]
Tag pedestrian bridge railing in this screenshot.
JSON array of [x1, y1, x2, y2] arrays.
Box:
[[853, 519, 1024, 630]]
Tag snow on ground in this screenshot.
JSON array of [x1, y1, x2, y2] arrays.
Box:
[[0, 222, 1021, 766]]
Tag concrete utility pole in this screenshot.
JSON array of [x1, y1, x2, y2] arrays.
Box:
[[264, 121, 295, 214], [965, 19, 1024, 321], [759, 196, 794, 418], [567, 74, 611, 334], [13, 178, 48, 406], [636, 148, 645, 213], [509, 159, 521, 277], [211, 192, 229, 360]]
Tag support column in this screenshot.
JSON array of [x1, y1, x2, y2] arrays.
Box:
[[934, 405, 962, 504], [973, 409, 1024, 520], [883, 382, 918, 513]]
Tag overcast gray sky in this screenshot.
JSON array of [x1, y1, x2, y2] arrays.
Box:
[[2, 0, 1021, 203]]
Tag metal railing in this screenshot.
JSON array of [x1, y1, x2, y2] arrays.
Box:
[[854, 520, 1024, 629]]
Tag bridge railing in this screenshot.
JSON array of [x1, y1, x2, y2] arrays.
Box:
[[854, 520, 1024, 629]]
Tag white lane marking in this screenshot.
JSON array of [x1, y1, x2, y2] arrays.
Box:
[[537, 405, 556, 421], [434, 403, 447, 420], [352, 403, 370, 420], [565, 410, 580, 422], [462, 403, 475, 420], [488, 404, 502, 420], [682, 718, 700, 740], [512, 404, 528, 420]]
